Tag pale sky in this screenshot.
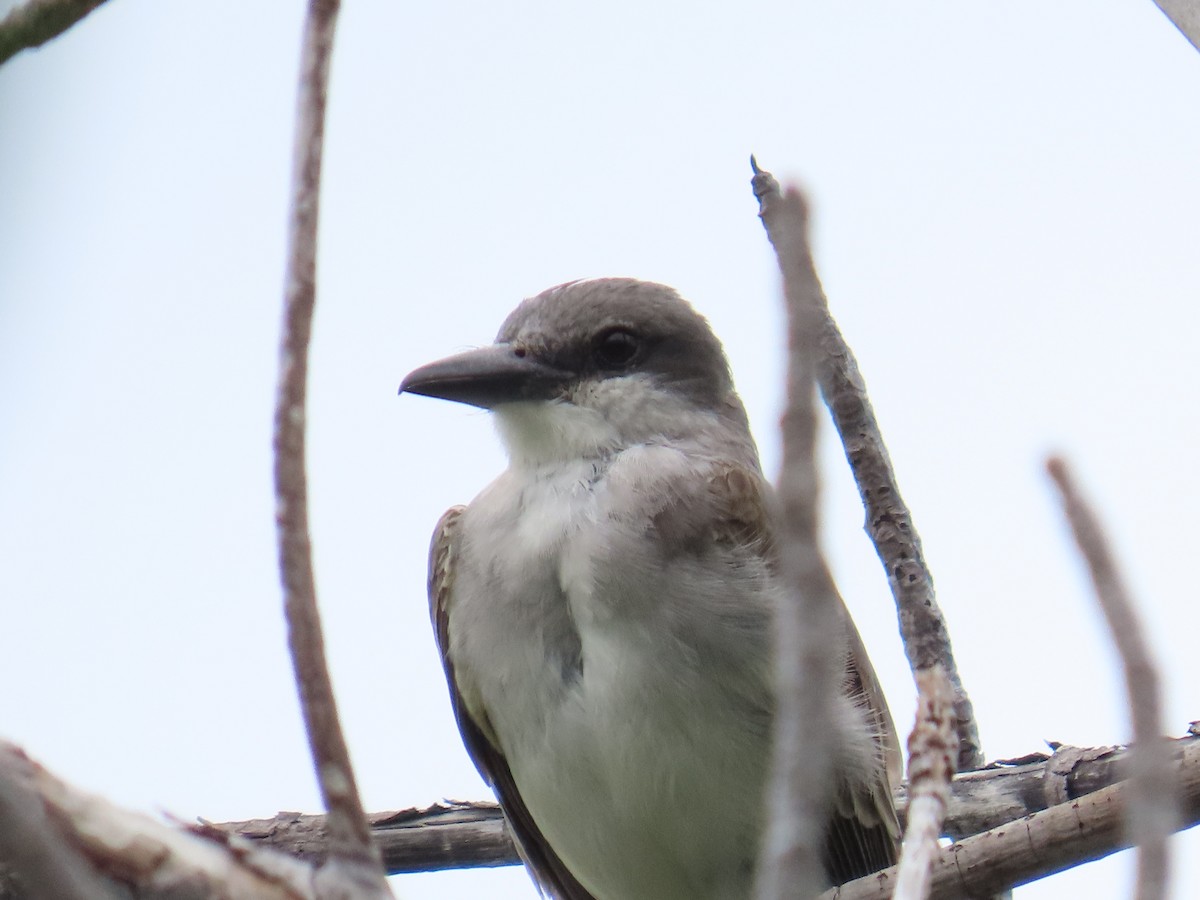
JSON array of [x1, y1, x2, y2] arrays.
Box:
[[1, 2, 1198, 898]]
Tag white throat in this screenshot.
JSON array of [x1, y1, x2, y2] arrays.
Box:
[[493, 400, 623, 468], [492, 373, 726, 471]]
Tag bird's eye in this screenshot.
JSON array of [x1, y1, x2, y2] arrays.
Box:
[[593, 329, 640, 370]]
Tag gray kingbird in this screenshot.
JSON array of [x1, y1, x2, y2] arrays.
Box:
[[400, 278, 900, 900]]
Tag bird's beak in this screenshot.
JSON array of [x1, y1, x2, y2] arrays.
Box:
[[399, 343, 568, 409]]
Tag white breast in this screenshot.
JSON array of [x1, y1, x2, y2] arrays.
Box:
[[452, 446, 776, 900]]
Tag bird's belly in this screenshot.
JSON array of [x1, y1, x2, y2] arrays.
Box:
[[507, 621, 767, 900]]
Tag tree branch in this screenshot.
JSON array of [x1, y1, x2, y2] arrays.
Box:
[[0, 0, 109, 66], [274, 0, 388, 894], [750, 157, 984, 771], [204, 736, 1200, 878], [892, 666, 956, 900], [4, 734, 1171, 898], [0, 745, 123, 900], [1047, 457, 1177, 900], [826, 736, 1200, 900], [754, 182, 846, 899], [0, 741, 320, 900], [1151, 0, 1200, 54]]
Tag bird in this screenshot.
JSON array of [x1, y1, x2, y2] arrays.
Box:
[[399, 277, 900, 900]]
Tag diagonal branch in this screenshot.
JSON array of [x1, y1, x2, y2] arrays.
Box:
[[1150, 0, 1200, 54], [274, 0, 388, 893], [0, 740, 320, 900], [749, 157, 984, 771], [1047, 457, 1177, 900], [0, 746, 123, 900], [0, 0, 109, 66]]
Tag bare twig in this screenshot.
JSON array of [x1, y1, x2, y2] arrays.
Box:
[[275, 0, 388, 895], [828, 736, 1200, 899], [892, 666, 957, 900], [0, 0, 109, 66], [1047, 457, 1176, 900], [754, 184, 845, 900], [750, 157, 984, 771], [1151, 0, 1200, 53]]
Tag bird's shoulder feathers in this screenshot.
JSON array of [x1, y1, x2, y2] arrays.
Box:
[[645, 455, 778, 563]]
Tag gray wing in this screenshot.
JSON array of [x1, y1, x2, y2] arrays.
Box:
[[655, 462, 901, 884], [826, 621, 902, 883], [427, 507, 597, 900]]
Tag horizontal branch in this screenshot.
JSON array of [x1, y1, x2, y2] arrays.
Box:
[[211, 736, 1200, 876], [216, 804, 519, 875], [2, 736, 1195, 899], [828, 735, 1200, 899]]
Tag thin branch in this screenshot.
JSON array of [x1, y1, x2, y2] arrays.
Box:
[[892, 666, 957, 900], [215, 804, 520, 875], [275, 0, 388, 894], [754, 183, 852, 900], [1047, 457, 1176, 900], [0, 0, 108, 66], [750, 157, 984, 771], [1151, 0, 1200, 54]]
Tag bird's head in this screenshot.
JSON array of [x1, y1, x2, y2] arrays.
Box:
[[400, 278, 752, 467]]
